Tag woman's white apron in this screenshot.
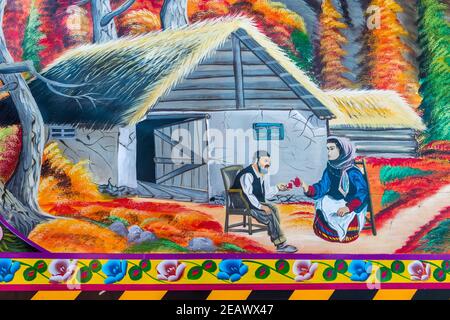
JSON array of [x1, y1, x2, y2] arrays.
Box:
[[316, 195, 367, 241]]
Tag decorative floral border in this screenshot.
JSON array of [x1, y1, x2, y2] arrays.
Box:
[[0, 257, 449, 288]]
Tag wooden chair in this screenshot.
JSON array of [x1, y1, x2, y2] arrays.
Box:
[[220, 165, 267, 235], [355, 159, 377, 236]]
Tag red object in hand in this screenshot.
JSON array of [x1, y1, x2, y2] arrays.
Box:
[[287, 182, 293, 189], [292, 177, 302, 188]]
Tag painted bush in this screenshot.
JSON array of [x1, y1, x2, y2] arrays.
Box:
[[0, 125, 22, 183]]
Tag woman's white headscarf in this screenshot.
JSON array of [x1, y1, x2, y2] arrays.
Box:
[[327, 136, 356, 197]]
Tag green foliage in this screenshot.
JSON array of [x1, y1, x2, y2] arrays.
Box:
[[187, 266, 203, 280], [415, 219, 450, 253], [0, 227, 35, 252], [284, 29, 317, 82], [220, 242, 245, 252], [391, 260, 405, 274], [376, 267, 392, 283], [334, 260, 348, 274], [417, 0, 450, 141], [202, 260, 217, 272], [323, 267, 337, 281], [0, 126, 15, 142], [77, 266, 93, 283], [275, 259, 290, 274], [124, 238, 189, 253], [128, 265, 143, 280], [22, 1, 44, 70], [255, 265, 270, 279], [379, 166, 433, 184], [109, 215, 129, 226], [381, 190, 401, 207]]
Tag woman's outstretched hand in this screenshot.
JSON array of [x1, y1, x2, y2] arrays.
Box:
[[301, 180, 309, 193]]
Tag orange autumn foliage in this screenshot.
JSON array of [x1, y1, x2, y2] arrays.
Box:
[[29, 219, 128, 253], [318, 0, 353, 89], [113, 0, 163, 35], [120, 9, 161, 35], [39, 195, 271, 253], [189, 0, 306, 51], [116, 0, 306, 55], [421, 140, 450, 159], [365, 0, 421, 108], [38, 142, 105, 207], [189, 0, 305, 31], [3, 0, 32, 61]]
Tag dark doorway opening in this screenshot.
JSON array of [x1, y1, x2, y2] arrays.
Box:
[[136, 114, 207, 184], [136, 120, 157, 183]]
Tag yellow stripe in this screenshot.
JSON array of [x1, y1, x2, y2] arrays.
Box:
[[32, 291, 81, 300], [207, 290, 252, 300], [289, 290, 334, 300], [119, 291, 168, 300], [373, 289, 417, 300]]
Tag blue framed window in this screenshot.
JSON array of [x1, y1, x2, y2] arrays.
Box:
[[252, 123, 284, 141], [50, 126, 76, 140]]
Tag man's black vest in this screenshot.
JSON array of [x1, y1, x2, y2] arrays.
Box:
[[231, 165, 265, 209]]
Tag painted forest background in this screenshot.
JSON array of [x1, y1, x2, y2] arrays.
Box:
[[2, 0, 449, 143]]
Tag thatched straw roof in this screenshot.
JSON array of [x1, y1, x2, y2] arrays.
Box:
[[0, 16, 335, 127], [327, 90, 425, 130], [0, 17, 425, 133]]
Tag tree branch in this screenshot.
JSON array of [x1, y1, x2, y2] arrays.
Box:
[[0, 61, 84, 88], [0, 61, 98, 108], [76, 0, 91, 6], [0, 81, 17, 92], [100, 0, 136, 27]]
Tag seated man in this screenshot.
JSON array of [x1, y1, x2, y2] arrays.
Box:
[[231, 150, 298, 253], [300, 137, 369, 243]]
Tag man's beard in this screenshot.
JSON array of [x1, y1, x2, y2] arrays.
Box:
[[258, 163, 270, 174]]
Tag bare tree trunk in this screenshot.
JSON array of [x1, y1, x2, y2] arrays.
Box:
[[89, 0, 135, 43], [0, 0, 52, 235], [88, 0, 138, 189], [91, 0, 118, 43], [0, 181, 47, 236], [160, 0, 188, 30]]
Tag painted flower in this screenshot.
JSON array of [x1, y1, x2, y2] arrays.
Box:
[[292, 260, 318, 282], [217, 259, 248, 282], [291, 177, 302, 188], [348, 260, 372, 282], [49, 259, 78, 283], [0, 259, 20, 283], [156, 260, 186, 282], [408, 261, 431, 281], [102, 260, 128, 284]]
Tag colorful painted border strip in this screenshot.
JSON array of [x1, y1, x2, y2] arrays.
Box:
[[0, 254, 448, 291]]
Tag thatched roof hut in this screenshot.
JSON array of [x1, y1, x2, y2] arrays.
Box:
[[1, 16, 336, 128]]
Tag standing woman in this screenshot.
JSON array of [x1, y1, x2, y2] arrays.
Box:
[[301, 137, 368, 243]]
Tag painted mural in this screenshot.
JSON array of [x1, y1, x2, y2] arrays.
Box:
[[0, 0, 448, 294]]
